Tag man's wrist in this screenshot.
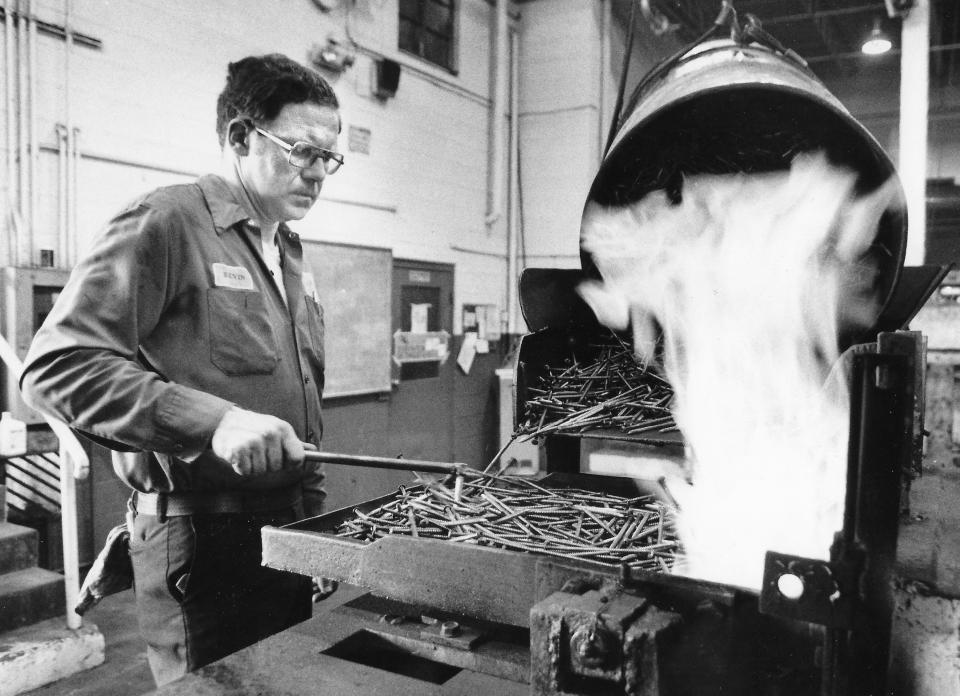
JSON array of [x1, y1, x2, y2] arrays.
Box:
[[158, 384, 235, 457]]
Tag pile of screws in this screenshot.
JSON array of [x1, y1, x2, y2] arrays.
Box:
[[517, 334, 676, 439], [334, 473, 680, 573]]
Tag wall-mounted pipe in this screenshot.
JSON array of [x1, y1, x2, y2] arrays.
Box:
[[17, 0, 27, 266], [485, 0, 508, 227], [69, 127, 79, 267], [900, 0, 930, 265], [56, 124, 67, 267], [5, 0, 16, 266], [63, 0, 72, 270], [507, 28, 519, 335], [28, 0, 37, 266], [599, 0, 610, 159]]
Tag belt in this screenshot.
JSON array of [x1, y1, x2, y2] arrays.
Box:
[[133, 486, 302, 519]]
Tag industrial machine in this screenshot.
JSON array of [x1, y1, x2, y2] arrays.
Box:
[[256, 30, 945, 696]]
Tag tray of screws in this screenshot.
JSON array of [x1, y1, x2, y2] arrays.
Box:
[[279, 472, 681, 575]]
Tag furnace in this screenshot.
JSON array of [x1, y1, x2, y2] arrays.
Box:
[[259, 33, 945, 696]]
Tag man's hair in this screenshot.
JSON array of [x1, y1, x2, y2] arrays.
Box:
[[216, 53, 339, 145]]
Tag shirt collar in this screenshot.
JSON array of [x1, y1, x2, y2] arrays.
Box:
[[197, 174, 250, 234], [197, 174, 299, 244]]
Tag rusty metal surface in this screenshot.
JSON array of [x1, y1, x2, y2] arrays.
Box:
[[264, 513, 546, 626], [262, 473, 753, 628], [264, 475, 658, 627], [623, 606, 684, 696], [330, 594, 530, 684], [149, 592, 529, 696], [530, 588, 682, 696]]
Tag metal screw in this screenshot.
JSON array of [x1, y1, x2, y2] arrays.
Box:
[[440, 620, 461, 637]]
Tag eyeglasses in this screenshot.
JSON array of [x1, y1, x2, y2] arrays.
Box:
[[253, 126, 345, 175]]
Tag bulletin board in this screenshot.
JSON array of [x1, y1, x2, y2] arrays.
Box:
[[301, 240, 392, 398]]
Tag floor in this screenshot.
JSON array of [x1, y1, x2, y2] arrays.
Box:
[[24, 590, 154, 696], [22, 586, 361, 696]]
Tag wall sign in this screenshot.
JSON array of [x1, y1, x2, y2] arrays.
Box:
[[348, 125, 371, 154], [409, 270, 431, 284]]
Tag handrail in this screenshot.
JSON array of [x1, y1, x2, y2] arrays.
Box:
[[0, 332, 86, 630]]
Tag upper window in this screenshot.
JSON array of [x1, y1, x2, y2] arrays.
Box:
[[399, 0, 457, 72]]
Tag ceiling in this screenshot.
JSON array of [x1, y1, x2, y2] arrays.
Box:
[[633, 0, 960, 86]]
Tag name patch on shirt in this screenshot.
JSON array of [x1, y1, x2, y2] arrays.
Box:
[[212, 263, 255, 290], [302, 272, 320, 302]]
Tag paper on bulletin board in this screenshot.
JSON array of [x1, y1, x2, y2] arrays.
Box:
[[462, 307, 477, 331], [477, 305, 500, 341], [476, 338, 490, 354], [457, 331, 477, 374], [410, 303, 431, 334]]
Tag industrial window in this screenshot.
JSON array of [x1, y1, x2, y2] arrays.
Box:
[[399, 0, 457, 72]]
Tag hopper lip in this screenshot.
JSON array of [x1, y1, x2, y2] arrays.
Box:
[[588, 51, 907, 349]]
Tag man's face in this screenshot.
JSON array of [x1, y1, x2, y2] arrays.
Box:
[[240, 101, 340, 223]]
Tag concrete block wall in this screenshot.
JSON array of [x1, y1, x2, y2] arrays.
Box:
[[0, 0, 512, 334]]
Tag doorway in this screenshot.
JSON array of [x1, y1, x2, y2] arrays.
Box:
[[388, 260, 455, 462]]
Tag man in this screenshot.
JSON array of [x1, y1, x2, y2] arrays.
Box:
[[19, 53, 341, 685]]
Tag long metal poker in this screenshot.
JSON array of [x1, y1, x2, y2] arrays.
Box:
[[302, 450, 468, 477]]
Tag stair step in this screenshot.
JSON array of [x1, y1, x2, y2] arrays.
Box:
[[0, 567, 66, 633], [0, 522, 39, 574], [0, 615, 105, 695]]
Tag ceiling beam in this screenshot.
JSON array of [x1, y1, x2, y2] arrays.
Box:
[[795, 0, 851, 73], [759, 3, 888, 26]]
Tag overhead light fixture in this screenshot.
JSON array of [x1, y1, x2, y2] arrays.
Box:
[[861, 17, 893, 56], [308, 36, 355, 73]]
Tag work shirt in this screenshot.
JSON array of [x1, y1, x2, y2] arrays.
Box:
[[19, 174, 326, 498]]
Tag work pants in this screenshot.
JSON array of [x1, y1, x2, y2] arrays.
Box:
[[129, 504, 312, 686]]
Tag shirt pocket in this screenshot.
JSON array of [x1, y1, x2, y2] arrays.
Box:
[[207, 288, 280, 375]]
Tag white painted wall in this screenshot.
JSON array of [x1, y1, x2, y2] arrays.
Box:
[[8, 1, 955, 340], [827, 67, 960, 182], [517, 0, 602, 271], [1, 0, 509, 334]]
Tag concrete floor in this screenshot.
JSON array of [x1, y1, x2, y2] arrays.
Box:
[[20, 586, 360, 696], [23, 590, 154, 696]]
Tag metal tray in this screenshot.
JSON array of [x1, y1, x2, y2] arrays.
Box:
[[261, 473, 735, 627]]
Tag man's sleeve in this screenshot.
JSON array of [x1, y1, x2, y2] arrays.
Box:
[[19, 203, 232, 455]]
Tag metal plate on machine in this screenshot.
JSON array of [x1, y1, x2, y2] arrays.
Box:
[[262, 474, 748, 628], [264, 517, 547, 627], [263, 475, 642, 626]]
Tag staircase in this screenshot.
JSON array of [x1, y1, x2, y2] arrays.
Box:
[[0, 489, 66, 633], [0, 335, 104, 695]]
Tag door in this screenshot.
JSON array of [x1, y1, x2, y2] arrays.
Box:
[[388, 260, 455, 462]]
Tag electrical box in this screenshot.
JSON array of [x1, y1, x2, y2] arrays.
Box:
[[495, 367, 539, 475], [0, 266, 71, 424]]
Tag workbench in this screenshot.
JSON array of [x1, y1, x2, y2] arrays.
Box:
[[149, 585, 529, 696]]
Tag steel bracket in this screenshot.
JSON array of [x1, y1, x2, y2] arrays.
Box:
[[758, 547, 863, 628]]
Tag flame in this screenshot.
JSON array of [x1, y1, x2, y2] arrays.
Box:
[[578, 153, 900, 589]]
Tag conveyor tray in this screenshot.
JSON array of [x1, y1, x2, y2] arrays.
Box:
[[262, 473, 735, 628]]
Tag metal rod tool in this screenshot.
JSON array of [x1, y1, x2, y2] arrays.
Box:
[[302, 451, 468, 477]]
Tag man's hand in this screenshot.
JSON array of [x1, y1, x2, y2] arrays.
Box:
[[211, 406, 304, 477]]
